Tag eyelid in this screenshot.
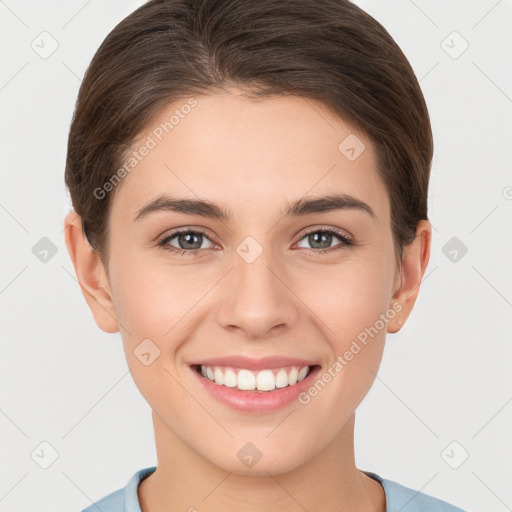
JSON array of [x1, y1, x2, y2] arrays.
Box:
[[157, 227, 218, 250], [294, 224, 353, 242]]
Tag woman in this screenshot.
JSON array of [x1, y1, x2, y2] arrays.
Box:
[[64, 1, 467, 510]]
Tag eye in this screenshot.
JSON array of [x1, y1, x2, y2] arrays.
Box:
[[295, 227, 353, 254], [158, 229, 215, 256], [157, 226, 353, 257]]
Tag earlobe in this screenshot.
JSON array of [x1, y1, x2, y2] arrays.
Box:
[[63, 211, 120, 334], [387, 219, 432, 334]]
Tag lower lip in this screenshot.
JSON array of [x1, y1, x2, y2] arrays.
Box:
[[191, 365, 321, 413]]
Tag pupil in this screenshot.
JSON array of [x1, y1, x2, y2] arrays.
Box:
[[180, 233, 201, 249], [310, 232, 331, 249]]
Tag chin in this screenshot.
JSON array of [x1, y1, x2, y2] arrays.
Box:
[[202, 441, 312, 477]]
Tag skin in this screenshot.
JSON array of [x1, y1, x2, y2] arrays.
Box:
[[65, 89, 431, 512]]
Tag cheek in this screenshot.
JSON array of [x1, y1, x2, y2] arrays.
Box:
[[293, 253, 394, 408], [109, 255, 216, 396], [294, 275, 390, 438], [110, 266, 192, 412], [111, 253, 210, 336], [297, 254, 395, 346]]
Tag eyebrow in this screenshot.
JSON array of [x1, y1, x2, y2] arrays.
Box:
[[133, 192, 375, 222]]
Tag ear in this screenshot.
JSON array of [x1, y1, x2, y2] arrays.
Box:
[[387, 219, 432, 333], [63, 211, 120, 333]]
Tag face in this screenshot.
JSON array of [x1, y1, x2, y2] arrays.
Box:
[[98, 90, 404, 475]]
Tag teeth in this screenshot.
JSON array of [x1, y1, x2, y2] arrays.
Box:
[[238, 369, 256, 390], [198, 364, 312, 392], [223, 368, 237, 388], [275, 369, 289, 388], [256, 370, 275, 391], [298, 366, 309, 382], [214, 368, 224, 386]]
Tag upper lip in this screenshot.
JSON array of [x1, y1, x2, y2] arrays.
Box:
[[189, 356, 318, 371]]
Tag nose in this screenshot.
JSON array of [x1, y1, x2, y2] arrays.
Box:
[[216, 246, 299, 340]]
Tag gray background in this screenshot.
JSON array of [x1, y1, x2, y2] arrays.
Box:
[[1, 1, 511, 511]]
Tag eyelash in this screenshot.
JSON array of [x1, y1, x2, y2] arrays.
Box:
[[157, 226, 354, 257]]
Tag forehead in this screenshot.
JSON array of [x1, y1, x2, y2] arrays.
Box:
[[111, 90, 390, 225]]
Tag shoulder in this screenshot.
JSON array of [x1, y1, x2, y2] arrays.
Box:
[[81, 467, 157, 512], [364, 472, 468, 512], [82, 488, 124, 512]]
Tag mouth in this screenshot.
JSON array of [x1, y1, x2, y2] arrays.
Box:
[[191, 363, 318, 392], [188, 354, 322, 414]]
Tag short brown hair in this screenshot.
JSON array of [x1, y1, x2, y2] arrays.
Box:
[[65, 0, 433, 264]]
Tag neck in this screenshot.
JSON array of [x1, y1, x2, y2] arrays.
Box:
[[138, 412, 385, 512]]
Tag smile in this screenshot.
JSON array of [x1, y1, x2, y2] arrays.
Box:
[[195, 364, 312, 392], [189, 356, 321, 413]]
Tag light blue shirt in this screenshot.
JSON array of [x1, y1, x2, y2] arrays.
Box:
[[82, 466, 468, 512]]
